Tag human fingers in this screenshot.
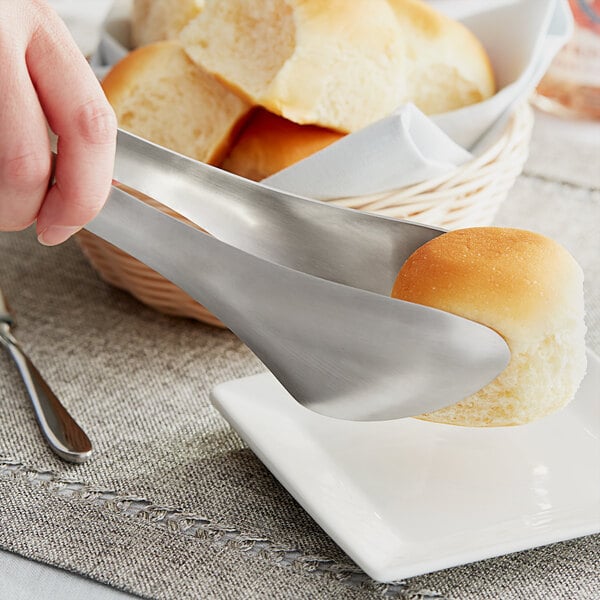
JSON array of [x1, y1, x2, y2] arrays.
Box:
[[25, 1, 117, 245], [0, 9, 52, 232]]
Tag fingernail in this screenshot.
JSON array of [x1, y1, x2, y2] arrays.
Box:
[[38, 226, 81, 246]]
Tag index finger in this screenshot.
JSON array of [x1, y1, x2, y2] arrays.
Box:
[[27, 2, 117, 245]]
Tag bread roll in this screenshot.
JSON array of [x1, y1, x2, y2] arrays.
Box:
[[391, 227, 587, 427], [102, 41, 252, 165], [180, 0, 495, 133], [131, 0, 204, 47], [220, 109, 344, 181]]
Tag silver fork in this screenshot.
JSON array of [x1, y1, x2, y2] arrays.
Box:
[[84, 130, 510, 421], [0, 288, 92, 462]]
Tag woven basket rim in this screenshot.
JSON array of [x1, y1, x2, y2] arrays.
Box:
[[330, 101, 533, 203]]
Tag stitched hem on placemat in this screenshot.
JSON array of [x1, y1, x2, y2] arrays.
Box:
[[0, 456, 451, 600]]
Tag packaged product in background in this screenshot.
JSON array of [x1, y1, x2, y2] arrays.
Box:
[[534, 0, 600, 118]]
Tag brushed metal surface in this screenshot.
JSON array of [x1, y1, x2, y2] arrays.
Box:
[[87, 137, 510, 421]]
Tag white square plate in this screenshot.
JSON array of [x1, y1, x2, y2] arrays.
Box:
[[211, 350, 600, 582]]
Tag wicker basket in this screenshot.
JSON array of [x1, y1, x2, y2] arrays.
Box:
[[76, 102, 534, 328]]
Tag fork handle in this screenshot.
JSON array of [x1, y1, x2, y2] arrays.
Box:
[[0, 332, 92, 463]]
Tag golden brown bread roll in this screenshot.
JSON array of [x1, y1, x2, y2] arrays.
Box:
[[102, 40, 252, 165], [391, 227, 587, 427], [180, 0, 495, 133], [220, 109, 344, 181]]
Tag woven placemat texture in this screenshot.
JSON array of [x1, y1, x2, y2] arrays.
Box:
[[1, 133, 599, 599]]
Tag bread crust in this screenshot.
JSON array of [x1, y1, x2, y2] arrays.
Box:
[[220, 108, 344, 181], [392, 228, 582, 338]]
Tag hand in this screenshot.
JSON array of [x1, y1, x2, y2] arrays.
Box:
[[0, 0, 117, 245]]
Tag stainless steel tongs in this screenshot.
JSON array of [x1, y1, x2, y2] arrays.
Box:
[[85, 130, 509, 421]]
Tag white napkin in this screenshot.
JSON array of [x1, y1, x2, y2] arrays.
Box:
[[264, 104, 472, 200], [431, 0, 574, 152], [86, 0, 572, 199]]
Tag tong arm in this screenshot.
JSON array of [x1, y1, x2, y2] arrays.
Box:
[[112, 130, 443, 295]]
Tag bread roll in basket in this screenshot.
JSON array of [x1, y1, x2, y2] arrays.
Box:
[[77, 0, 533, 327]]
